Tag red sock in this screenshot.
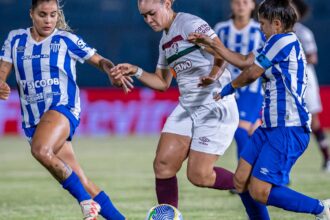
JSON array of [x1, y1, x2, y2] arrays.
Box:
[[210, 167, 235, 190], [155, 176, 178, 208]]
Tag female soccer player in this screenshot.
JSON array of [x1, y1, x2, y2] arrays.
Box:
[[214, 0, 264, 160], [189, 0, 330, 218], [292, 0, 330, 172], [0, 0, 132, 219], [111, 0, 241, 212]]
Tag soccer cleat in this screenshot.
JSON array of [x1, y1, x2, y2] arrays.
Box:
[[316, 200, 330, 220], [80, 199, 101, 220]]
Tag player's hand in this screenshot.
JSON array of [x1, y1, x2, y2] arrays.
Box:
[[110, 63, 138, 78], [213, 91, 222, 101], [198, 76, 216, 87], [188, 32, 213, 46], [0, 79, 10, 100]]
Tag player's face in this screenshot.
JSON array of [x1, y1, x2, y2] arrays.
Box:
[[30, 0, 58, 38], [139, 0, 171, 32], [231, 0, 255, 19], [259, 16, 277, 39]]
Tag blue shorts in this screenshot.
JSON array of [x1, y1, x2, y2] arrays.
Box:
[[236, 87, 263, 123], [241, 126, 310, 186], [23, 105, 79, 142]]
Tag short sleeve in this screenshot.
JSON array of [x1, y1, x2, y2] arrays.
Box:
[[0, 31, 14, 63], [157, 42, 168, 69], [61, 32, 96, 63], [184, 16, 217, 40], [254, 34, 295, 70]]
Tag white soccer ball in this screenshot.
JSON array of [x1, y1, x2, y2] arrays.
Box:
[[145, 204, 183, 220]]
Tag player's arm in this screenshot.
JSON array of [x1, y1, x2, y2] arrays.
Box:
[[110, 64, 172, 92], [0, 60, 13, 100], [306, 52, 318, 65], [188, 33, 254, 70], [87, 53, 134, 93], [198, 37, 228, 87], [214, 64, 264, 101]]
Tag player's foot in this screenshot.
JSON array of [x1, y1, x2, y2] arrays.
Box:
[[80, 199, 101, 220], [316, 199, 330, 220], [322, 160, 330, 172]]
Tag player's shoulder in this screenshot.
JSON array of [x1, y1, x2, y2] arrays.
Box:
[[56, 30, 79, 39], [214, 20, 231, 32], [6, 28, 28, 39]]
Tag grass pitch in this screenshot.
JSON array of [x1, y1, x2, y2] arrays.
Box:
[[1, 134, 330, 220]]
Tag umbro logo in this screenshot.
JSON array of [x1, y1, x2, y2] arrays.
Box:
[[260, 167, 269, 175], [198, 136, 210, 146]]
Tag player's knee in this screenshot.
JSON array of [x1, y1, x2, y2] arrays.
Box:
[[31, 144, 53, 163], [153, 158, 175, 178], [233, 173, 246, 193], [187, 170, 210, 187], [248, 184, 269, 204]]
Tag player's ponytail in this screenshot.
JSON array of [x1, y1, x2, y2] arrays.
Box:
[[31, 0, 72, 32], [258, 0, 297, 31]]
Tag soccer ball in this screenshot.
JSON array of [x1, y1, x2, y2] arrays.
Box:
[[145, 204, 183, 220]]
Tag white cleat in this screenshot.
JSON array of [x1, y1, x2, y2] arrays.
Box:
[[316, 200, 330, 220], [80, 199, 101, 220]]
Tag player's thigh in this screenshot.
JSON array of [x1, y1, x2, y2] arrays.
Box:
[[155, 132, 191, 172], [187, 150, 218, 177], [31, 110, 70, 153]]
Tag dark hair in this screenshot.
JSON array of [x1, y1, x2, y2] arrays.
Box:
[[291, 0, 310, 20], [230, 0, 257, 19], [258, 0, 297, 30], [31, 0, 72, 32]]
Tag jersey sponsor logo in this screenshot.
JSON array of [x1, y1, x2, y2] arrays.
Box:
[[16, 46, 26, 53], [194, 23, 211, 34], [21, 54, 50, 60], [50, 42, 61, 53], [20, 78, 60, 90], [77, 38, 87, 49], [24, 91, 61, 104], [173, 59, 192, 73]]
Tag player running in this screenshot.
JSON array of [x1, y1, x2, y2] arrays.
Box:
[[189, 0, 330, 219], [0, 0, 132, 219]]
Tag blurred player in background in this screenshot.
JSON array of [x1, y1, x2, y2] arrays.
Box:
[[292, 0, 330, 172], [0, 0, 132, 219], [189, 0, 330, 218], [214, 0, 264, 161], [111, 0, 269, 218]]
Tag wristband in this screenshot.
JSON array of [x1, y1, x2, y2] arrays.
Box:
[[220, 83, 236, 98], [134, 67, 143, 79]]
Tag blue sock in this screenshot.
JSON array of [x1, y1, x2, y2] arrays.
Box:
[[239, 191, 270, 220], [234, 127, 250, 159], [267, 185, 324, 215], [61, 171, 91, 203], [94, 191, 125, 220]]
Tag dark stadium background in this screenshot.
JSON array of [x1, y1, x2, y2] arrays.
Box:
[[0, 0, 329, 87]]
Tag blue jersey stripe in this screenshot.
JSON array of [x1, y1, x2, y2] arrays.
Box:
[[264, 79, 271, 127], [275, 67, 287, 126], [61, 36, 88, 59], [248, 28, 256, 53], [32, 44, 46, 118], [63, 51, 76, 108], [49, 36, 61, 106], [295, 42, 304, 96], [222, 26, 230, 48], [16, 34, 35, 127]]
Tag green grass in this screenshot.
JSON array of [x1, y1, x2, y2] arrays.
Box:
[[1, 134, 330, 220]]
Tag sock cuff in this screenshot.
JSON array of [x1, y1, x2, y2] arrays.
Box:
[[61, 171, 77, 189], [156, 176, 177, 183], [94, 191, 108, 205]]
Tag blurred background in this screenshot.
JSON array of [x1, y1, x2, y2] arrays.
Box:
[[0, 0, 329, 136]]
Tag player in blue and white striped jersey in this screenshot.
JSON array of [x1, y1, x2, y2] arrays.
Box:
[[0, 0, 131, 219], [214, 0, 265, 161], [189, 0, 330, 218]]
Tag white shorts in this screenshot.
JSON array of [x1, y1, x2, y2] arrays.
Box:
[[305, 65, 322, 114], [162, 96, 239, 155]]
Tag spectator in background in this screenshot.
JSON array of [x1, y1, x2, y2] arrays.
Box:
[[0, 0, 132, 219], [292, 0, 330, 172]]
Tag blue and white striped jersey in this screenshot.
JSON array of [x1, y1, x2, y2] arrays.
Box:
[[214, 19, 264, 80], [0, 28, 95, 128], [254, 33, 311, 129]]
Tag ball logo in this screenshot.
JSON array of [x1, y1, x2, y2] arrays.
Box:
[[77, 39, 87, 49], [173, 60, 192, 74]]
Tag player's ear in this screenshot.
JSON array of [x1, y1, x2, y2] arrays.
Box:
[[164, 0, 172, 10], [273, 19, 282, 31], [29, 9, 33, 20]]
